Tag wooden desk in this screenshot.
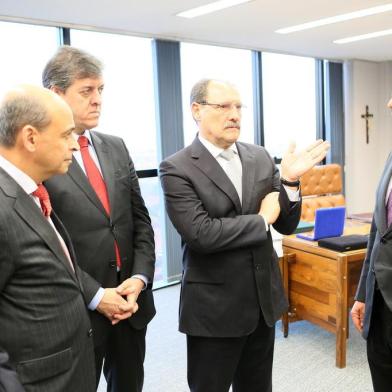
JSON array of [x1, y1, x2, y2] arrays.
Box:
[[281, 223, 370, 368]]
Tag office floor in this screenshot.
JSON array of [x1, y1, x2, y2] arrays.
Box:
[[98, 284, 372, 392]]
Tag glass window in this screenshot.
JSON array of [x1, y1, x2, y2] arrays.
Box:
[[0, 21, 59, 97], [70, 30, 167, 285], [262, 52, 317, 159], [70, 29, 157, 170], [180, 43, 255, 147], [139, 177, 167, 285]]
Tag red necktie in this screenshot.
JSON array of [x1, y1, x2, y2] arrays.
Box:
[[78, 135, 121, 268], [33, 184, 75, 271], [33, 184, 52, 217]]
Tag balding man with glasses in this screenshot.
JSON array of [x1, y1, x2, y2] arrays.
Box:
[[159, 78, 329, 392]]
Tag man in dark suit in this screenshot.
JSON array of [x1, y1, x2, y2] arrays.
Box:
[[43, 46, 156, 392], [160, 79, 330, 392], [351, 96, 392, 392], [0, 85, 96, 391]]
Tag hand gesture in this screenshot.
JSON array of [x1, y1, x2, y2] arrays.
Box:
[[280, 140, 330, 181], [97, 288, 133, 325]]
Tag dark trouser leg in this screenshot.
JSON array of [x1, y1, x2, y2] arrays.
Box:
[[187, 314, 275, 392], [104, 322, 147, 392], [232, 313, 275, 392], [367, 289, 392, 392], [187, 334, 244, 392]]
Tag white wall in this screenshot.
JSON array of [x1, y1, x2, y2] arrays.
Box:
[[344, 60, 392, 214]]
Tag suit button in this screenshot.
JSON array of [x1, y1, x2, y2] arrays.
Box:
[[87, 328, 93, 338], [255, 264, 261, 271], [108, 261, 116, 268]]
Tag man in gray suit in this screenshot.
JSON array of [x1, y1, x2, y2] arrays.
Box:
[[351, 97, 392, 392], [0, 85, 96, 391], [43, 46, 156, 392], [159, 78, 330, 392]]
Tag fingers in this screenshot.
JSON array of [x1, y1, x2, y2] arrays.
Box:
[[286, 140, 296, 154], [351, 301, 365, 333], [307, 140, 330, 162], [351, 312, 363, 333], [305, 139, 324, 152]]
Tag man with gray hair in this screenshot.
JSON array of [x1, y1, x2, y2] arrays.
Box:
[[0, 84, 95, 391], [160, 78, 329, 392], [43, 46, 156, 392]]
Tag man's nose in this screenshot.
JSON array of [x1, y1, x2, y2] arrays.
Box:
[[70, 136, 80, 151], [228, 106, 241, 120], [91, 89, 102, 105]]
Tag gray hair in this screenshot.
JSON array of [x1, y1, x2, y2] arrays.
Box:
[[190, 79, 211, 105], [42, 45, 103, 91], [0, 95, 51, 147]]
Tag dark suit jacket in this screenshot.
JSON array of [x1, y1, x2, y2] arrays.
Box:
[[0, 168, 95, 392], [356, 152, 392, 338], [45, 131, 156, 346], [159, 138, 301, 337]]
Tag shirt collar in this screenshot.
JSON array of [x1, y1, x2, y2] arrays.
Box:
[[74, 129, 93, 145], [198, 134, 238, 159], [0, 154, 38, 195]]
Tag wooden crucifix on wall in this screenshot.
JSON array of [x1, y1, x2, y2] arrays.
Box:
[[361, 105, 373, 144]]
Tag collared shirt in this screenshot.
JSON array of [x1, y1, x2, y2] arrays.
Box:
[[73, 131, 147, 310], [0, 154, 74, 270], [198, 135, 300, 230], [73, 130, 103, 176]]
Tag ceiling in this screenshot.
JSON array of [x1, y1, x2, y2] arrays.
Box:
[[1, 0, 392, 62]]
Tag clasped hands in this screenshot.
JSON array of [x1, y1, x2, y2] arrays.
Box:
[[96, 277, 145, 325], [259, 139, 330, 225]]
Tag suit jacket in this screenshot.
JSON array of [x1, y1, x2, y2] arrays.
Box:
[[0, 168, 95, 392], [159, 138, 301, 337], [45, 131, 156, 346], [356, 152, 392, 338]]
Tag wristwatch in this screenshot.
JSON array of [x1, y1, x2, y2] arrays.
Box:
[[280, 177, 300, 187]]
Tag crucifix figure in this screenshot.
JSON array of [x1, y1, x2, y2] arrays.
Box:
[[361, 105, 373, 144]]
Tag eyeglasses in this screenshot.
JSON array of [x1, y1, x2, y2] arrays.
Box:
[[197, 101, 245, 112]]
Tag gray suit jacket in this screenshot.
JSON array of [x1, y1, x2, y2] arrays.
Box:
[[159, 138, 301, 337], [0, 168, 95, 391], [45, 131, 156, 346], [356, 152, 392, 338]]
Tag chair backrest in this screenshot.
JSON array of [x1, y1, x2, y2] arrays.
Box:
[[300, 164, 345, 221]]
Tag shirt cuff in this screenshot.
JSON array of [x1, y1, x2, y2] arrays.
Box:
[[261, 215, 269, 232], [131, 274, 148, 290], [283, 185, 300, 202], [88, 287, 105, 310]]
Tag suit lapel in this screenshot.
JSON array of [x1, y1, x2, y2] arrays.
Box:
[[190, 138, 242, 214], [375, 154, 392, 234], [67, 158, 107, 216], [237, 143, 256, 214], [12, 187, 78, 282], [51, 212, 84, 287], [68, 131, 116, 217]]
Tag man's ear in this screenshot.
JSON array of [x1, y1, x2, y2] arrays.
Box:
[[20, 125, 39, 152], [191, 102, 201, 122], [50, 86, 64, 96]]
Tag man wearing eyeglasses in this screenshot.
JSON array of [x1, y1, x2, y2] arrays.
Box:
[[159, 79, 330, 392]]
